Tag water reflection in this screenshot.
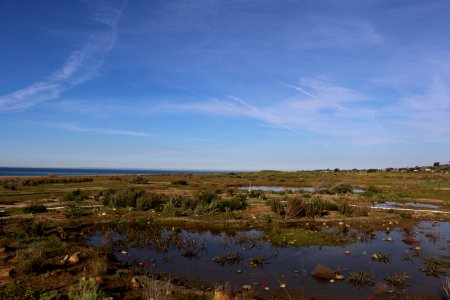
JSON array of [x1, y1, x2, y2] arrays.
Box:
[[87, 222, 449, 299]]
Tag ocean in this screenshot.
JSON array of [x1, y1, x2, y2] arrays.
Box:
[[0, 167, 222, 176]]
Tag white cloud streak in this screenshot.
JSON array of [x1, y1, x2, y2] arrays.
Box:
[[0, 1, 127, 112], [165, 76, 450, 146], [57, 124, 152, 137]]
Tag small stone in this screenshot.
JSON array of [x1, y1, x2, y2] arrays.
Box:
[[338, 221, 344, 226], [131, 277, 140, 288], [329, 279, 335, 283], [101, 212, 106, 216], [335, 274, 345, 280], [264, 287, 270, 291], [386, 237, 393, 242], [121, 250, 127, 255], [242, 285, 251, 290], [280, 283, 287, 288], [237, 269, 242, 273], [371, 253, 379, 260], [344, 250, 351, 255], [69, 253, 79, 264], [414, 246, 421, 251]]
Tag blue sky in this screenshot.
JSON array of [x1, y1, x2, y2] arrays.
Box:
[[1, 0, 449, 170]]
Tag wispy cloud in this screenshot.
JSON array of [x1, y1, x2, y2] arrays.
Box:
[[0, 0, 127, 112], [164, 76, 450, 146], [57, 123, 152, 137]]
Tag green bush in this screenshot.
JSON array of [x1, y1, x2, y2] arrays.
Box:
[[268, 198, 285, 216], [172, 180, 188, 185], [68, 280, 104, 300], [334, 183, 353, 194], [64, 206, 94, 218], [220, 194, 247, 211], [62, 189, 85, 201], [23, 204, 47, 214], [367, 185, 382, 193], [196, 190, 219, 205], [113, 188, 145, 208], [136, 192, 166, 211], [129, 176, 149, 184], [338, 201, 354, 217], [318, 188, 334, 195]]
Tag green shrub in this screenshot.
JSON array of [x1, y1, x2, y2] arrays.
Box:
[[19, 250, 47, 274], [196, 190, 219, 205], [23, 204, 47, 214], [64, 206, 94, 218], [399, 211, 412, 219], [303, 198, 337, 217], [334, 183, 353, 194], [3, 181, 17, 191], [62, 189, 85, 201], [129, 176, 149, 184], [318, 188, 334, 195], [338, 201, 354, 217], [68, 280, 104, 300], [113, 188, 145, 208], [136, 193, 166, 211], [367, 185, 382, 193], [172, 180, 188, 185], [267, 198, 285, 216], [220, 194, 247, 211]]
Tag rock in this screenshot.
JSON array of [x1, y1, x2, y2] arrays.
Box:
[[0, 267, 14, 278], [329, 279, 335, 283], [344, 250, 351, 255], [264, 287, 270, 291], [280, 283, 287, 288], [414, 246, 421, 252], [237, 269, 242, 273], [131, 277, 140, 288], [338, 221, 344, 226], [121, 250, 127, 255], [242, 284, 251, 290], [214, 290, 232, 300], [69, 253, 79, 264], [335, 274, 345, 280], [371, 253, 379, 260], [386, 237, 393, 242]]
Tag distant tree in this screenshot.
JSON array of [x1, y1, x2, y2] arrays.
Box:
[[433, 162, 440, 167]]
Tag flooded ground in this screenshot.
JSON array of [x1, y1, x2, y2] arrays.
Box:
[[374, 201, 441, 210], [238, 186, 364, 193], [87, 222, 450, 299]]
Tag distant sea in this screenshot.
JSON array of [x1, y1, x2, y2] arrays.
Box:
[[0, 167, 223, 177]]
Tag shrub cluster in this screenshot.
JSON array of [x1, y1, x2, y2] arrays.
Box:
[[19, 177, 93, 186], [129, 176, 149, 184], [62, 189, 87, 201], [172, 180, 189, 185], [269, 196, 338, 218], [23, 205, 48, 214]]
